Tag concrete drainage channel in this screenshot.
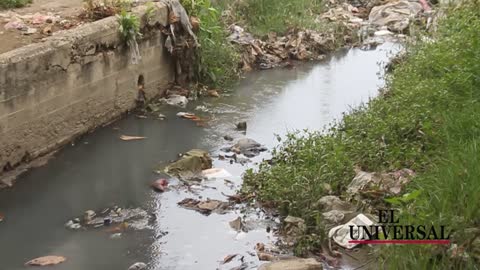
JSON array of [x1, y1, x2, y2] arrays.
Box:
[[0, 2, 174, 186]]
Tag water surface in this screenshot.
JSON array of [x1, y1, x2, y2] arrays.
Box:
[[0, 43, 400, 270]]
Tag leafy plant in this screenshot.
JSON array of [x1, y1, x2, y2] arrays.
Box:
[[0, 0, 31, 9], [180, 0, 240, 87], [117, 9, 141, 42]]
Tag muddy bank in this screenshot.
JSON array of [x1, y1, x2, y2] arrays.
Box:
[[0, 43, 398, 269]]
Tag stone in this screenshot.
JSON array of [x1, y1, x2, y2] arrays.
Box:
[[258, 258, 322, 270], [236, 121, 247, 131], [84, 210, 96, 222], [224, 135, 234, 141], [164, 149, 212, 180], [317, 195, 350, 211], [128, 262, 147, 270], [322, 210, 345, 224]]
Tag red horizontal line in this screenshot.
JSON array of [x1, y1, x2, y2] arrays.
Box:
[[349, 240, 450, 245]]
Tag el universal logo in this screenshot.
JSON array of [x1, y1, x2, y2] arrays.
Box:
[[348, 210, 451, 245]]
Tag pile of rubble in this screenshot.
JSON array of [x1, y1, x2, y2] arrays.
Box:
[[1, 11, 77, 36], [227, 0, 433, 70]]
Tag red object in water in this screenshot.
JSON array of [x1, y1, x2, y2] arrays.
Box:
[[151, 179, 169, 192], [419, 0, 431, 11]]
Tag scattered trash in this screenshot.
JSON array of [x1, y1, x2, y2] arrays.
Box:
[[119, 135, 147, 141], [258, 258, 322, 270], [163, 94, 188, 107], [316, 195, 351, 211], [68, 207, 154, 231], [207, 89, 220, 97], [202, 168, 232, 179], [283, 216, 306, 238], [228, 25, 255, 45], [328, 213, 375, 249], [110, 233, 122, 239], [25, 256, 66, 266], [229, 217, 244, 232], [151, 178, 169, 192], [177, 198, 230, 215], [65, 220, 82, 230], [176, 112, 204, 122], [222, 254, 238, 264], [128, 262, 147, 270], [236, 121, 247, 131], [374, 29, 394, 36], [31, 13, 54, 25], [4, 19, 27, 30], [322, 210, 347, 225], [164, 149, 212, 181], [224, 138, 267, 157], [229, 26, 334, 71], [257, 252, 275, 261], [369, 0, 423, 33], [22, 27, 37, 35], [347, 169, 415, 197], [42, 25, 52, 36], [84, 210, 96, 222]]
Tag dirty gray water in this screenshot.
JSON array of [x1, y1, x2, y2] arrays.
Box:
[[0, 43, 400, 270]]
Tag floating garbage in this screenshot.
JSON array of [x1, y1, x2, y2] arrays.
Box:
[[25, 256, 66, 266], [202, 168, 232, 179], [151, 178, 169, 192], [128, 262, 147, 270], [119, 135, 147, 141], [66, 207, 155, 231], [177, 198, 230, 215], [369, 0, 423, 33], [223, 138, 268, 157], [164, 149, 212, 181], [328, 214, 375, 249]]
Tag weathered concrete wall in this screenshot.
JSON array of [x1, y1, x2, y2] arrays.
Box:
[[0, 3, 174, 174]]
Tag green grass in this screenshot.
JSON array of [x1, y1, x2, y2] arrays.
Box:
[[180, 0, 240, 87], [243, 1, 480, 267], [0, 0, 31, 9], [224, 0, 324, 36]]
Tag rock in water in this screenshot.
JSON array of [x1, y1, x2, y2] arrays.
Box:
[[128, 262, 147, 270], [236, 121, 247, 131], [164, 149, 212, 180], [258, 258, 323, 270]]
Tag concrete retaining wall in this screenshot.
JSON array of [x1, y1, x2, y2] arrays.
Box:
[[0, 3, 174, 175]]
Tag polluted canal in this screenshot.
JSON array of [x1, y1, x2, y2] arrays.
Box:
[[0, 43, 399, 270]]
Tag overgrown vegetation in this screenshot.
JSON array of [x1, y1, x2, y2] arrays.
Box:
[[180, 0, 240, 87], [224, 0, 324, 36], [244, 1, 480, 267], [0, 0, 31, 9], [117, 9, 142, 64]]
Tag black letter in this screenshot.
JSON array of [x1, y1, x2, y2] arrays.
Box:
[[359, 225, 374, 240], [417, 225, 426, 239], [390, 209, 399, 223], [426, 226, 439, 240], [405, 225, 415, 240], [378, 210, 389, 223], [349, 225, 359, 240], [393, 225, 403, 239]]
